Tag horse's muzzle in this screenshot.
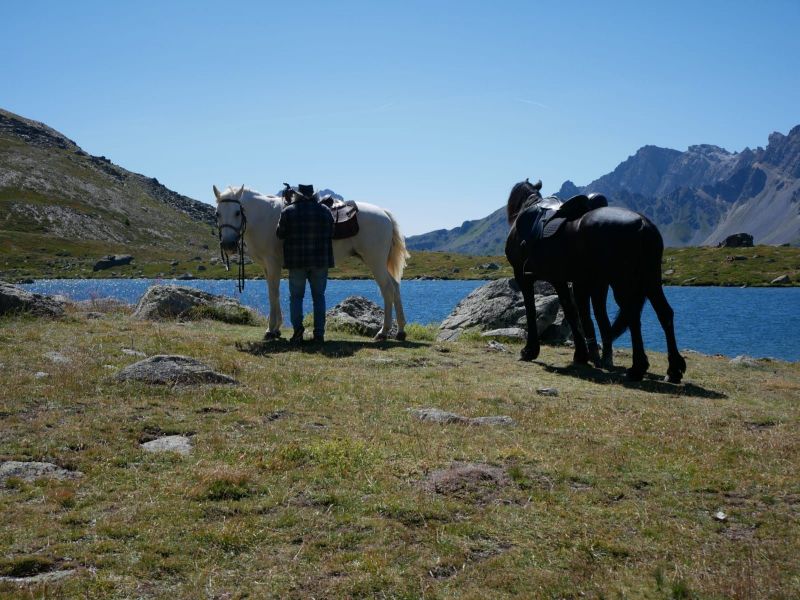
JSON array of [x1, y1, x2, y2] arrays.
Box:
[[219, 234, 239, 252]]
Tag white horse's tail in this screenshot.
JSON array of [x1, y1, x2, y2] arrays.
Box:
[[386, 210, 409, 282]]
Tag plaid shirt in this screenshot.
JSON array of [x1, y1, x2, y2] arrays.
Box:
[[276, 198, 335, 269]]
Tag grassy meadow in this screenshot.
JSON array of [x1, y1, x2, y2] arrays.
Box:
[[1, 230, 798, 285], [1, 305, 798, 598]]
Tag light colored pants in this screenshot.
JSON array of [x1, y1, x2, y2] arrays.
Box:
[[288, 268, 328, 337]]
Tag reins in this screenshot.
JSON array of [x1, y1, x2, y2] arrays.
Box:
[[216, 197, 248, 293]]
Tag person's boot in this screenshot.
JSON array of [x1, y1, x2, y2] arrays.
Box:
[[289, 327, 305, 343], [312, 333, 325, 343]]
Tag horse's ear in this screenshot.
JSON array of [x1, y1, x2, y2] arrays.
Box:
[[533, 179, 542, 191], [213, 185, 222, 202], [236, 185, 245, 200]]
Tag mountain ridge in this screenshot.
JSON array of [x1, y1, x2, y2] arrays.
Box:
[[407, 126, 800, 254]]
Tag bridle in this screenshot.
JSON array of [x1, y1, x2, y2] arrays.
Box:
[[216, 197, 248, 293]]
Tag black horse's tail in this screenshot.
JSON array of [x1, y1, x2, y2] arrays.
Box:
[[607, 215, 664, 341]]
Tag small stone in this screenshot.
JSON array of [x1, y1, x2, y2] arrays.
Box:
[[485, 340, 508, 352], [0, 569, 77, 585], [481, 327, 526, 340], [770, 274, 790, 285], [536, 387, 559, 397], [664, 269, 675, 276], [730, 355, 759, 367], [0, 461, 82, 484], [141, 435, 192, 455], [408, 408, 514, 427], [714, 511, 727, 522], [34, 371, 48, 379], [121, 348, 146, 357], [44, 351, 70, 364]]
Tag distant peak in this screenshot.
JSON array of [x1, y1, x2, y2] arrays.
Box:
[[687, 144, 732, 156]]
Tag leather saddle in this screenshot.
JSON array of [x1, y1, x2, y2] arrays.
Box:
[[517, 193, 608, 245], [318, 194, 360, 240]]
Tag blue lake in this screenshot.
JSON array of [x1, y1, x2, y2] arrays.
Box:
[[20, 279, 800, 362]]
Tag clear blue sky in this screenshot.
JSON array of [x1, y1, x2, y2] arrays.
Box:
[[2, 1, 799, 234]]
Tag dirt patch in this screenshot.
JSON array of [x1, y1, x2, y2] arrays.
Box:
[[421, 462, 512, 504]]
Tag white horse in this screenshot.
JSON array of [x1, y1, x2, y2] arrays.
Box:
[[213, 185, 409, 340]]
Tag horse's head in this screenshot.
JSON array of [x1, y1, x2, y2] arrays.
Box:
[[506, 178, 542, 225], [213, 184, 246, 251]]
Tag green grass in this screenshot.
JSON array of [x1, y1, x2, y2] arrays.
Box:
[[0, 307, 798, 598], [1, 231, 798, 285]]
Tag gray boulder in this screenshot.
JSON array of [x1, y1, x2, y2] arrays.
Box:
[[116, 355, 237, 385], [326, 295, 395, 337], [132, 284, 258, 323], [718, 233, 754, 248], [770, 274, 791, 285], [0, 281, 66, 317], [93, 254, 133, 271], [0, 461, 82, 484], [437, 278, 560, 341]]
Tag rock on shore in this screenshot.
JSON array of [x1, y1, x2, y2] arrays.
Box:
[[0, 281, 66, 317], [436, 278, 563, 342], [132, 284, 258, 323]]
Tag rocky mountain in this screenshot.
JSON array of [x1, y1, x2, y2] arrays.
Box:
[[407, 126, 800, 253], [0, 108, 217, 257]]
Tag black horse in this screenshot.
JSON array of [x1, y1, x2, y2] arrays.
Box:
[[505, 179, 686, 383]]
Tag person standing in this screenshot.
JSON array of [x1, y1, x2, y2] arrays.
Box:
[[276, 184, 335, 343]]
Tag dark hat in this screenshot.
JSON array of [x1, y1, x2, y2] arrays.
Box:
[[298, 184, 315, 198]]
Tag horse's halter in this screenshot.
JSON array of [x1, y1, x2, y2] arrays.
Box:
[[216, 197, 248, 293]]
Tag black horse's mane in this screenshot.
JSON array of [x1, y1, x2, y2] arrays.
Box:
[[506, 179, 542, 225]]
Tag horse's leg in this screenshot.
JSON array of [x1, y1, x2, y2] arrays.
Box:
[[362, 256, 395, 341], [615, 286, 648, 381], [591, 284, 614, 369], [647, 284, 686, 383], [554, 282, 590, 365], [515, 268, 540, 361], [263, 263, 283, 339], [391, 278, 407, 341], [573, 281, 601, 367]]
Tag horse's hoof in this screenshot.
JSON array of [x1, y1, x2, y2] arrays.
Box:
[[572, 352, 590, 366], [626, 367, 645, 382], [601, 356, 614, 370], [263, 330, 281, 341], [374, 333, 388, 342], [519, 347, 538, 362], [396, 331, 407, 342], [665, 370, 683, 384]]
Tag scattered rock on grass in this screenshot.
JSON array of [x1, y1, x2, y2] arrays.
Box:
[[0, 461, 82, 484], [0, 568, 77, 585], [485, 340, 508, 352], [770, 274, 791, 285], [140, 435, 192, 455], [536, 387, 559, 397], [421, 463, 511, 503], [730, 355, 759, 367], [44, 351, 70, 364], [116, 355, 237, 385], [481, 327, 526, 340], [408, 408, 514, 426]]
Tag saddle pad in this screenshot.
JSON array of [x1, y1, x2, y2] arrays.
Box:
[[330, 200, 359, 240]]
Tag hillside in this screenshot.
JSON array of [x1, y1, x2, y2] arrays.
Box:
[[408, 126, 800, 254], [0, 108, 218, 277]]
